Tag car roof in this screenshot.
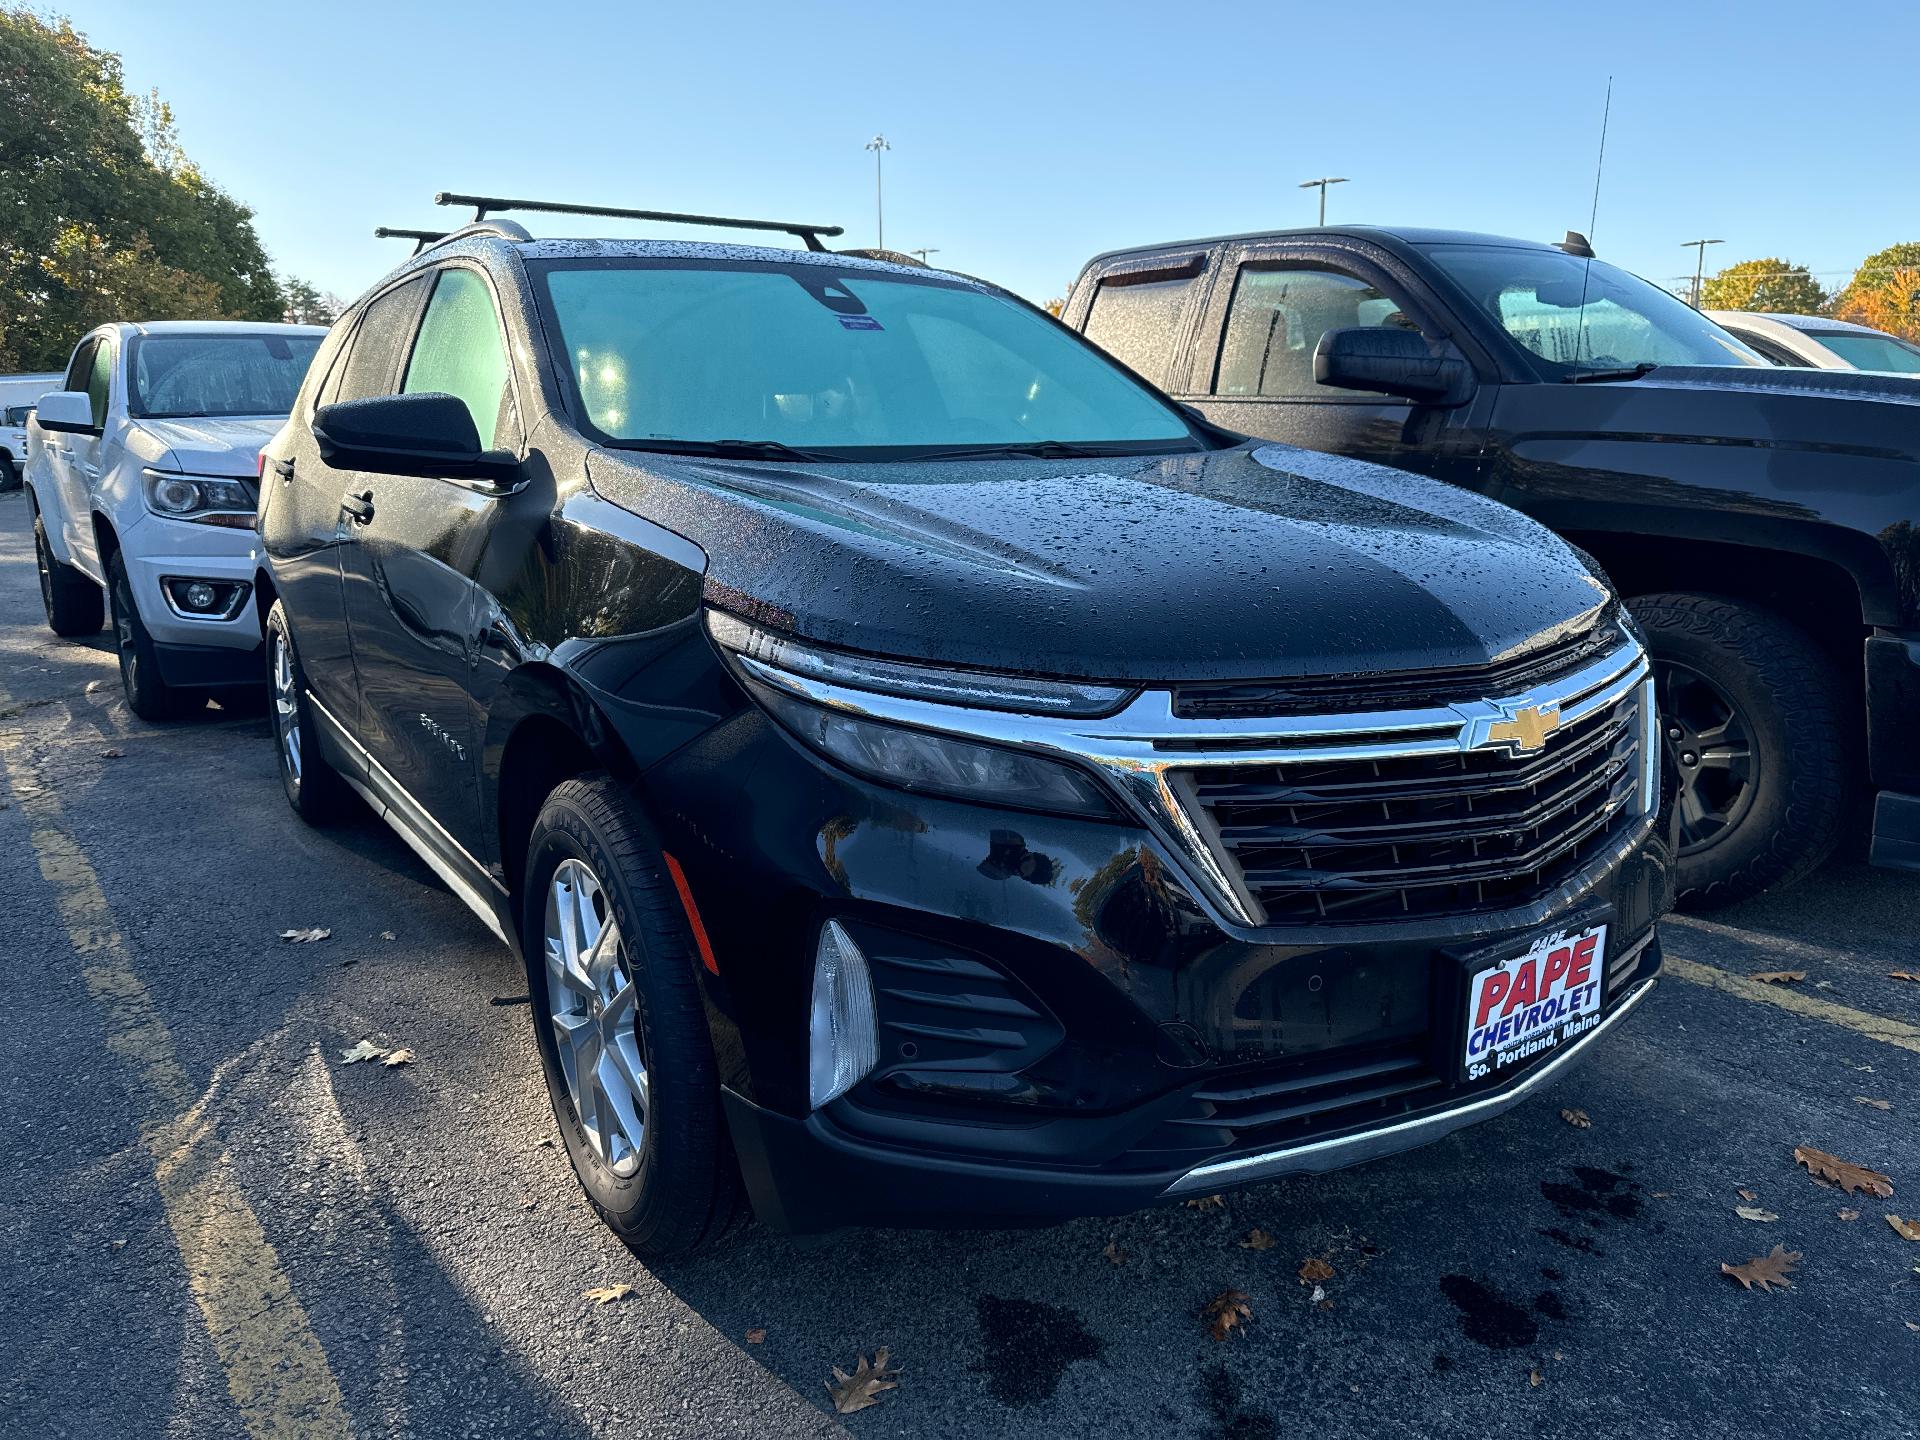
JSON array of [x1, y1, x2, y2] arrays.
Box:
[[1078, 225, 1563, 271], [1711, 311, 1892, 337], [96, 320, 329, 339]]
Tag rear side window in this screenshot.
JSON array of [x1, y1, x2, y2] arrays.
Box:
[[1214, 268, 1413, 397], [331, 278, 429, 405], [84, 341, 113, 426], [1081, 263, 1201, 389], [402, 269, 513, 446]]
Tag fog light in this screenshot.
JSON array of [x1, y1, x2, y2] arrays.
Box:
[[808, 920, 878, 1111], [184, 582, 218, 611]]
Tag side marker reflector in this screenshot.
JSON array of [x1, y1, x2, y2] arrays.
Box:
[[662, 851, 719, 974]]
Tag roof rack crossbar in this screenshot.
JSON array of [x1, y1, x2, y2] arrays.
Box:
[[374, 226, 449, 256], [433, 192, 845, 252]]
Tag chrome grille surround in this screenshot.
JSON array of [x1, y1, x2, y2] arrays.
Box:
[[736, 622, 1656, 931]]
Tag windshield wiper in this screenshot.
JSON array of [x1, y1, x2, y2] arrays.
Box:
[[1565, 363, 1658, 384], [897, 440, 1182, 461], [630, 438, 833, 462]]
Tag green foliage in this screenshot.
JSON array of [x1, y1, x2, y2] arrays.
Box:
[[0, 8, 286, 371], [281, 276, 341, 327], [1699, 257, 1828, 316]]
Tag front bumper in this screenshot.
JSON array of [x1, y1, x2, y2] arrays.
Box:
[[1866, 633, 1920, 871], [727, 961, 1659, 1232], [121, 511, 262, 653]]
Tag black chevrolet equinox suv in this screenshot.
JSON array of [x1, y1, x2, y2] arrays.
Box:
[[256, 195, 1670, 1255]]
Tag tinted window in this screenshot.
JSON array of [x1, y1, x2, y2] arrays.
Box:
[[403, 269, 513, 445], [85, 341, 113, 426], [1214, 267, 1416, 397], [334, 278, 429, 404], [64, 340, 97, 395], [1081, 269, 1198, 388], [127, 334, 322, 418], [536, 260, 1194, 456], [1808, 332, 1920, 373]]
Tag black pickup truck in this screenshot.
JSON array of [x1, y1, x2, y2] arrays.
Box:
[[1064, 227, 1920, 905]]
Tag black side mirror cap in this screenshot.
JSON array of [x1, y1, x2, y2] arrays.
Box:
[[1313, 328, 1473, 406], [314, 392, 520, 484]]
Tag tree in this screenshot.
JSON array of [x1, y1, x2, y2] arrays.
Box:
[[0, 9, 287, 371], [281, 276, 341, 327], [1699, 258, 1827, 315], [1832, 242, 1920, 341]]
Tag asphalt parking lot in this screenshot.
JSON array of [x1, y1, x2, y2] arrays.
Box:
[[2, 485, 1917, 1440]]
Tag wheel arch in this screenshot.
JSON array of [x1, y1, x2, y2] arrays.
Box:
[[90, 510, 122, 568]]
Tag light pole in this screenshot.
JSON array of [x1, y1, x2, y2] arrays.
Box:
[[909, 247, 939, 265], [865, 134, 891, 249], [1298, 176, 1348, 225], [1683, 238, 1723, 309]]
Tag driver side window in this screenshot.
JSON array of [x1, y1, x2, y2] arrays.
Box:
[[84, 340, 114, 427], [1213, 268, 1416, 398], [403, 268, 515, 448]]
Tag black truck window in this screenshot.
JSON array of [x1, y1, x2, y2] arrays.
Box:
[[330, 277, 430, 406], [1082, 265, 1200, 388], [1214, 268, 1412, 398]]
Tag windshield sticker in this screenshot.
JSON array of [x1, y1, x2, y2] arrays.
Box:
[[837, 315, 883, 331]]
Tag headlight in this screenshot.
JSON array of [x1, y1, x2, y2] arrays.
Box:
[[142, 469, 255, 519], [708, 611, 1122, 817]]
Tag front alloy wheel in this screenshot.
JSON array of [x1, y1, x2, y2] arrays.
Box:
[[1658, 660, 1758, 854], [543, 858, 650, 1178]]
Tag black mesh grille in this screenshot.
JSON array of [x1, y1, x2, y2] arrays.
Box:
[[1186, 692, 1643, 925], [1171, 626, 1616, 719]]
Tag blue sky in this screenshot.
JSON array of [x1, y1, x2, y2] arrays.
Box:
[[79, 0, 1918, 306]]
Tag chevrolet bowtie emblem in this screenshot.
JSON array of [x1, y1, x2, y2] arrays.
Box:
[[1488, 704, 1562, 753]]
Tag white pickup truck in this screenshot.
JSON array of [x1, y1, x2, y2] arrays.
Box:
[[25, 321, 325, 718], [1, 372, 62, 490]]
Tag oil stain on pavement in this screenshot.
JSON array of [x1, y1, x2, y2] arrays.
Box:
[[973, 1294, 1104, 1406]]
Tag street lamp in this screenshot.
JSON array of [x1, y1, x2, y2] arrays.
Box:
[[1298, 177, 1348, 225], [909, 247, 939, 265], [865, 134, 891, 249], [1682, 238, 1724, 309]]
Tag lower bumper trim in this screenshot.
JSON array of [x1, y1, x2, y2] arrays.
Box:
[[152, 639, 265, 690], [1163, 974, 1657, 1195], [1869, 790, 1920, 872]]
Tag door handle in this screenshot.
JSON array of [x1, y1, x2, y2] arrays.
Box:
[[340, 490, 375, 525], [271, 457, 295, 485], [80, 462, 100, 480]]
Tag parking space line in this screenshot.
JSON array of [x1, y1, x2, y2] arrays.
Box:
[[0, 699, 353, 1439], [1664, 955, 1920, 1056]]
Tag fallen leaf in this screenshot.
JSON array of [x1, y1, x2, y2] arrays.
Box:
[[1907, 1321, 1920, 1333], [1735, 1206, 1780, 1222], [745, 1328, 766, 1345], [1795, 1146, 1894, 1198], [1857, 1097, 1893, 1111], [1839, 1209, 1861, 1221], [98, 747, 124, 759], [1749, 970, 1806, 984], [1891, 972, 1919, 983], [339, 1040, 384, 1064], [827, 1348, 900, 1414], [1888, 1215, 1920, 1242], [280, 927, 331, 943], [1738, 1188, 1758, 1201], [1240, 1228, 1276, 1251], [1720, 1245, 1801, 1293], [1102, 1239, 1126, 1266], [109, 1238, 126, 1251], [1652, 1191, 1674, 1199], [1297, 1257, 1336, 1286], [1186, 1194, 1225, 1212], [85, 679, 107, 694], [1560, 1108, 1591, 1129], [1202, 1289, 1253, 1341], [582, 1283, 636, 1305], [382, 1048, 413, 1068], [380, 930, 396, 941], [1529, 1369, 1543, 1387]]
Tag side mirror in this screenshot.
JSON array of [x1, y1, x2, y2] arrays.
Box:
[[33, 391, 98, 436], [1313, 328, 1472, 405], [313, 392, 519, 484]]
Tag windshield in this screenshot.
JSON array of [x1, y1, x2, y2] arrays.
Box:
[[3, 405, 31, 425], [127, 333, 322, 419], [1421, 245, 1768, 376], [1810, 331, 1920, 374], [533, 259, 1199, 457]]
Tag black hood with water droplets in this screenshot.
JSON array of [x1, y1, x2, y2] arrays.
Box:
[[586, 441, 1612, 684]]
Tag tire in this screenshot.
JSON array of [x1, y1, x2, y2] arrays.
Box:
[[33, 510, 104, 637], [1629, 592, 1847, 908], [0, 455, 19, 492], [266, 600, 353, 823], [109, 553, 201, 720], [523, 776, 745, 1257]]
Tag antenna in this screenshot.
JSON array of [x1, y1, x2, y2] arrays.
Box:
[[1570, 77, 1613, 369]]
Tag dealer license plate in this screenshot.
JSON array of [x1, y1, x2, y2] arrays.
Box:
[[1462, 922, 1608, 1081]]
